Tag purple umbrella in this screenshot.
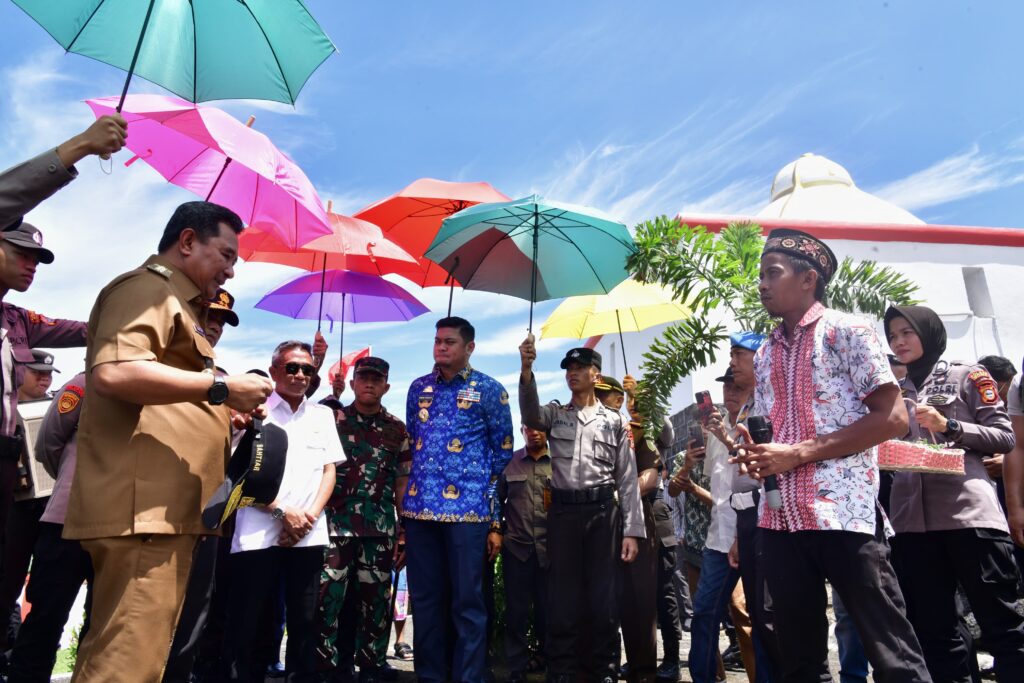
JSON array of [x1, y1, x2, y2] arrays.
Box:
[[255, 270, 430, 356]]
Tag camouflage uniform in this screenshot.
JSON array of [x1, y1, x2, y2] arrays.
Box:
[[317, 402, 412, 673]]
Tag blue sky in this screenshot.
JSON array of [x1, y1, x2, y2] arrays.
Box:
[[1, 1, 1022, 437]]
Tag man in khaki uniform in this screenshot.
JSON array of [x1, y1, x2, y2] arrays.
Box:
[[64, 201, 274, 683]]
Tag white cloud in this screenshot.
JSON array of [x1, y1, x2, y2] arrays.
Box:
[[472, 322, 575, 358], [871, 145, 1024, 212]]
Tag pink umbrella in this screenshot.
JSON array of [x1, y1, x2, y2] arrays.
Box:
[[87, 94, 331, 248]]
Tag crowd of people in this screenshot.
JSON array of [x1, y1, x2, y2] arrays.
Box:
[[0, 116, 1022, 683]]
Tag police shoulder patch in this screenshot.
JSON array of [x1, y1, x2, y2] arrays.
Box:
[[57, 385, 84, 414], [967, 368, 999, 405]]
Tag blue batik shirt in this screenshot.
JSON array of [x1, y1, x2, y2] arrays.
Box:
[[402, 364, 515, 523]]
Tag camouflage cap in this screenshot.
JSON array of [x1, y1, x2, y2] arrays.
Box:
[[208, 288, 239, 327], [354, 356, 389, 378]]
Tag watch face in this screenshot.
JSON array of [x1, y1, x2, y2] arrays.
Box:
[[209, 380, 229, 404]]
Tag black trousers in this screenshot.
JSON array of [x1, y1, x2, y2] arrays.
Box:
[[735, 505, 782, 681], [621, 513, 657, 683], [547, 499, 622, 680], [656, 541, 683, 665], [224, 545, 324, 682], [0, 498, 47, 650], [761, 513, 930, 683], [163, 533, 219, 682], [7, 522, 91, 683], [191, 532, 234, 682], [502, 549, 547, 675], [893, 528, 1024, 683]]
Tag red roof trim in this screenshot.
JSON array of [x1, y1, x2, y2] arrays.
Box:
[[677, 215, 1024, 248]]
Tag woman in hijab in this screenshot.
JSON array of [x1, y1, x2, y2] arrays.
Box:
[[884, 304, 1024, 683]]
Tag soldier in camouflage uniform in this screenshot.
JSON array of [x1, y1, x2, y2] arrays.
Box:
[[317, 357, 412, 683]]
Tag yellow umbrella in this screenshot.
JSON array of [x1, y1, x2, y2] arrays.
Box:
[[540, 279, 692, 374]]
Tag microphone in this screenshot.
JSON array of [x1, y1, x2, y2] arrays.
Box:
[[747, 416, 782, 510]]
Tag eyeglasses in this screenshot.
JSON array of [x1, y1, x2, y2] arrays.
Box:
[[283, 362, 316, 376]]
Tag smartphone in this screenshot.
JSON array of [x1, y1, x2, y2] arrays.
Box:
[[695, 390, 714, 425], [688, 423, 705, 449]]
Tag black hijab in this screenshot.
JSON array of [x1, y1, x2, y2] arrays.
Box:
[[884, 304, 947, 390]]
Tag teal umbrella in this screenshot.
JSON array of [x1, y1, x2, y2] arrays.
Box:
[[13, 0, 336, 110], [424, 195, 636, 332]]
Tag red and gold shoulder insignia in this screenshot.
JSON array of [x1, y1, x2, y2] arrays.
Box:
[[57, 385, 84, 414], [968, 369, 999, 405], [26, 310, 56, 326]]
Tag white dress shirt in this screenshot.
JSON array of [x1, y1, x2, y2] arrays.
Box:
[[232, 392, 344, 553], [705, 414, 739, 554]]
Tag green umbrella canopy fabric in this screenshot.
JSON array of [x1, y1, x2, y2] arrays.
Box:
[[425, 195, 636, 330], [13, 0, 336, 105]]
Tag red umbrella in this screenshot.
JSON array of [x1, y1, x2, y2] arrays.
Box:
[[354, 178, 510, 302], [238, 202, 418, 275]]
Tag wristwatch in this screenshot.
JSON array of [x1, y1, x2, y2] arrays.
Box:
[[207, 375, 229, 405], [271, 506, 286, 520], [942, 418, 963, 440]]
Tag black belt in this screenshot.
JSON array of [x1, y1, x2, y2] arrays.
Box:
[[551, 484, 615, 505]]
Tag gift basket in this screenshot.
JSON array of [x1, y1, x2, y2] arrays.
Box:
[[877, 439, 965, 475]]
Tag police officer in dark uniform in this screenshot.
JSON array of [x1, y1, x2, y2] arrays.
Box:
[[519, 335, 645, 683]]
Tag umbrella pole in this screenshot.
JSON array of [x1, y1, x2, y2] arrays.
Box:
[[116, 0, 157, 113], [340, 293, 346, 358], [528, 210, 539, 334], [204, 118, 249, 201], [616, 310, 629, 376], [445, 256, 459, 317], [316, 255, 327, 333]]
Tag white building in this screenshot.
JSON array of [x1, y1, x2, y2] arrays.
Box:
[[591, 153, 1024, 414]]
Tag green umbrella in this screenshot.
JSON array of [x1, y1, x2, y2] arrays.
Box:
[[13, 0, 336, 110], [424, 195, 636, 332]]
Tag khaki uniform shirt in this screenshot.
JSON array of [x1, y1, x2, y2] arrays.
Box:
[[497, 447, 552, 568], [519, 376, 645, 538], [891, 361, 1015, 534], [64, 255, 229, 539]]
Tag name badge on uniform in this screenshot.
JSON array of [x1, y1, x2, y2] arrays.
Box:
[[457, 389, 481, 403]]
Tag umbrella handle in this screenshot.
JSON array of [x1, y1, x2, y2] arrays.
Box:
[[117, 0, 157, 113]]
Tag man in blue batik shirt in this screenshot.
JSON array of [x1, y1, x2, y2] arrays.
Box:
[[403, 316, 514, 683]]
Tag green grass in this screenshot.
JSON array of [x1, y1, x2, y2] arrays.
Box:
[[53, 648, 75, 674]]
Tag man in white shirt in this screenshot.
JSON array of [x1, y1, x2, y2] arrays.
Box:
[[224, 340, 342, 682], [685, 367, 759, 683]]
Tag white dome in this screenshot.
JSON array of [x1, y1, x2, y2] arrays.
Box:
[[760, 153, 924, 225], [770, 153, 854, 200]]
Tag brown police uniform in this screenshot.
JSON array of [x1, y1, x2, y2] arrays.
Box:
[[64, 255, 230, 683]]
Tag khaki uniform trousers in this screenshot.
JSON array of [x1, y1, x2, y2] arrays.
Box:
[[71, 534, 199, 683]]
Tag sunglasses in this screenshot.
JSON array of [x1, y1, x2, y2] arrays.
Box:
[[282, 362, 316, 376]]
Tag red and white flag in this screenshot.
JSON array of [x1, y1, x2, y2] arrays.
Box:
[[328, 346, 372, 384]]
